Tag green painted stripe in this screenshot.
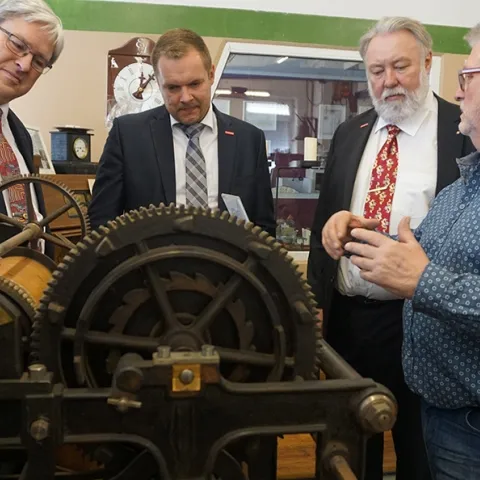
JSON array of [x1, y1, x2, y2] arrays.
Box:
[[46, 0, 470, 54]]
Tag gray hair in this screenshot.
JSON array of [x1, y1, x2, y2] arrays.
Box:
[[465, 23, 480, 48], [359, 17, 433, 60], [0, 0, 64, 65]]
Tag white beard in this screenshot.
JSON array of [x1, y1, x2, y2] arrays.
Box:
[[369, 69, 430, 124]]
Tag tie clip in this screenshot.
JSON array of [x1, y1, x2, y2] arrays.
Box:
[[368, 185, 388, 193]]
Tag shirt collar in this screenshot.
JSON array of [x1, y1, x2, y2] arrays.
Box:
[[0, 104, 9, 121], [375, 89, 436, 136], [170, 104, 214, 131]]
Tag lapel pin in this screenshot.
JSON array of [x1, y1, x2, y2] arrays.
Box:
[[225, 130, 235, 136], [360, 123, 369, 128]]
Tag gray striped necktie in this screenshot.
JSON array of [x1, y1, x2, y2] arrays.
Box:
[[179, 123, 208, 208]]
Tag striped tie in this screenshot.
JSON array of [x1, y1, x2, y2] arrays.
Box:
[[179, 123, 208, 209]]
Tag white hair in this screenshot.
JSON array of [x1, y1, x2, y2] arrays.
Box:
[[359, 17, 432, 60], [465, 23, 480, 48], [0, 0, 64, 65]]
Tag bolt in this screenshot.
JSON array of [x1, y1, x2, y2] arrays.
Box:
[[28, 364, 47, 381], [156, 345, 171, 359], [30, 418, 49, 441], [201, 344, 215, 356], [179, 368, 194, 385]]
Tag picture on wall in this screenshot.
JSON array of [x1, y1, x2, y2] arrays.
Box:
[[317, 104, 346, 141], [26, 126, 55, 174]]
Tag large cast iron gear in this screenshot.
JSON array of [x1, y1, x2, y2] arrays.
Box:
[[0, 174, 90, 252], [33, 204, 320, 387]]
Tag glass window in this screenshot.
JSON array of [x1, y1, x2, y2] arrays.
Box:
[[214, 47, 372, 252]]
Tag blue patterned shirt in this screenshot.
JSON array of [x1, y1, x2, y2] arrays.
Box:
[[403, 150, 480, 408]]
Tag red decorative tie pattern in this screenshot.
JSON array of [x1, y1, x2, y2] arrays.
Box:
[[0, 112, 27, 221], [363, 124, 400, 233]]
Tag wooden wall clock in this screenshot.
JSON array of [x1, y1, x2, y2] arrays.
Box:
[[106, 37, 164, 128]]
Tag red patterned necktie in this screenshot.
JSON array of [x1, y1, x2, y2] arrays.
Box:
[[0, 111, 27, 222], [363, 124, 401, 233]]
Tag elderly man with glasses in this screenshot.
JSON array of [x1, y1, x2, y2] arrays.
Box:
[[0, 0, 63, 231], [321, 22, 480, 480]]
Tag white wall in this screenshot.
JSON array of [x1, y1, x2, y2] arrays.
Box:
[[93, 0, 477, 28]]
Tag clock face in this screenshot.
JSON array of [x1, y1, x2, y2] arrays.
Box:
[[113, 62, 163, 113], [73, 137, 88, 160]]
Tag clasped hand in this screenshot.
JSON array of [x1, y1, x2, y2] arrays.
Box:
[[322, 211, 430, 299]]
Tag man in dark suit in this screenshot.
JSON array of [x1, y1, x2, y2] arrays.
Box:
[[89, 28, 274, 235], [0, 0, 63, 250], [307, 17, 474, 480]]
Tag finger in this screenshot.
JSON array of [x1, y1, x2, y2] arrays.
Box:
[[350, 216, 380, 230], [349, 254, 375, 272], [397, 216, 415, 243], [350, 228, 390, 247], [344, 241, 378, 259], [322, 228, 344, 260]]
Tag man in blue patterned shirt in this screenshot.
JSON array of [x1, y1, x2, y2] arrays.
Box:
[[322, 23, 480, 480]]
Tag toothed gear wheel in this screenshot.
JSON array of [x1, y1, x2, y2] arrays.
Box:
[[0, 276, 37, 323], [34, 204, 320, 387], [0, 174, 90, 250]]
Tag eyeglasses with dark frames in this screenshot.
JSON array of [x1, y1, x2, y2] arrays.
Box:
[[458, 67, 480, 92], [0, 25, 52, 74]]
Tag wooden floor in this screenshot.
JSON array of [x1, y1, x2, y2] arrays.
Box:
[[277, 431, 396, 478]]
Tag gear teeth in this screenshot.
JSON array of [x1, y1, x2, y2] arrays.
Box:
[[34, 203, 320, 384], [0, 276, 37, 321]]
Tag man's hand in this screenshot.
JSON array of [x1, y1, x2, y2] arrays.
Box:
[[344, 217, 429, 299], [322, 210, 380, 260]]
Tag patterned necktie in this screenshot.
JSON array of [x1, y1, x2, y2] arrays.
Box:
[[363, 124, 401, 233], [0, 111, 28, 222], [179, 123, 208, 209]]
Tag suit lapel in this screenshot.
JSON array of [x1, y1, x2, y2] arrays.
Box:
[[436, 96, 462, 195], [342, 110, 378, 209], [8, 111, 34, 172], [150, 107, 176, 205], [216, 108, 236, 199]]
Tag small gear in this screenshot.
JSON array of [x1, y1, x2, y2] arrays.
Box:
[[33, 204, 320, 387]]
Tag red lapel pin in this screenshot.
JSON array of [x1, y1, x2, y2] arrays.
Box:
[[360, 123, 369, 128], [225, 130, 235, 136]]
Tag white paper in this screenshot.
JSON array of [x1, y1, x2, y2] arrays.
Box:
[[221, 193, 250, 222]]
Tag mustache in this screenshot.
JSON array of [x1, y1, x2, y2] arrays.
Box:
[[381, 87, 407, 100]]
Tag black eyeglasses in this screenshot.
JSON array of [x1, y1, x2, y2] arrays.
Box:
[[0, 26, 52, 74], [458, 67, 480, 92]]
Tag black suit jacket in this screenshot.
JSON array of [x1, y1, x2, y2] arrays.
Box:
[[307, 96, 476, 335], [0, 111, 51, 253], [88, 105, 275, 235]]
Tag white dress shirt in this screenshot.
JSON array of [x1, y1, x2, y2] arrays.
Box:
[[0, 104, 42, 220], [170, 105, 219, 209], [337, 90, 438, 300]]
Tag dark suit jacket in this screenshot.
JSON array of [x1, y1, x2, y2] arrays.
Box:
[[88, 105, 275, 235], [307, 96, 475, 335], [0, 110, 51, 255]]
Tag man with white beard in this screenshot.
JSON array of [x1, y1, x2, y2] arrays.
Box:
[[307, 17, 474, 480]]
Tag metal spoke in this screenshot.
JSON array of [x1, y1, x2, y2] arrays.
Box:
[[136, 242, 179, 330], [194, 256, 257, 333], [0, 212, 23, 228], [24, 184, 36, 223], [62, 327, 158, 352], [216, 346, 294, 368], [41, 231, 75, 249], [39, 202, 73, 227]]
